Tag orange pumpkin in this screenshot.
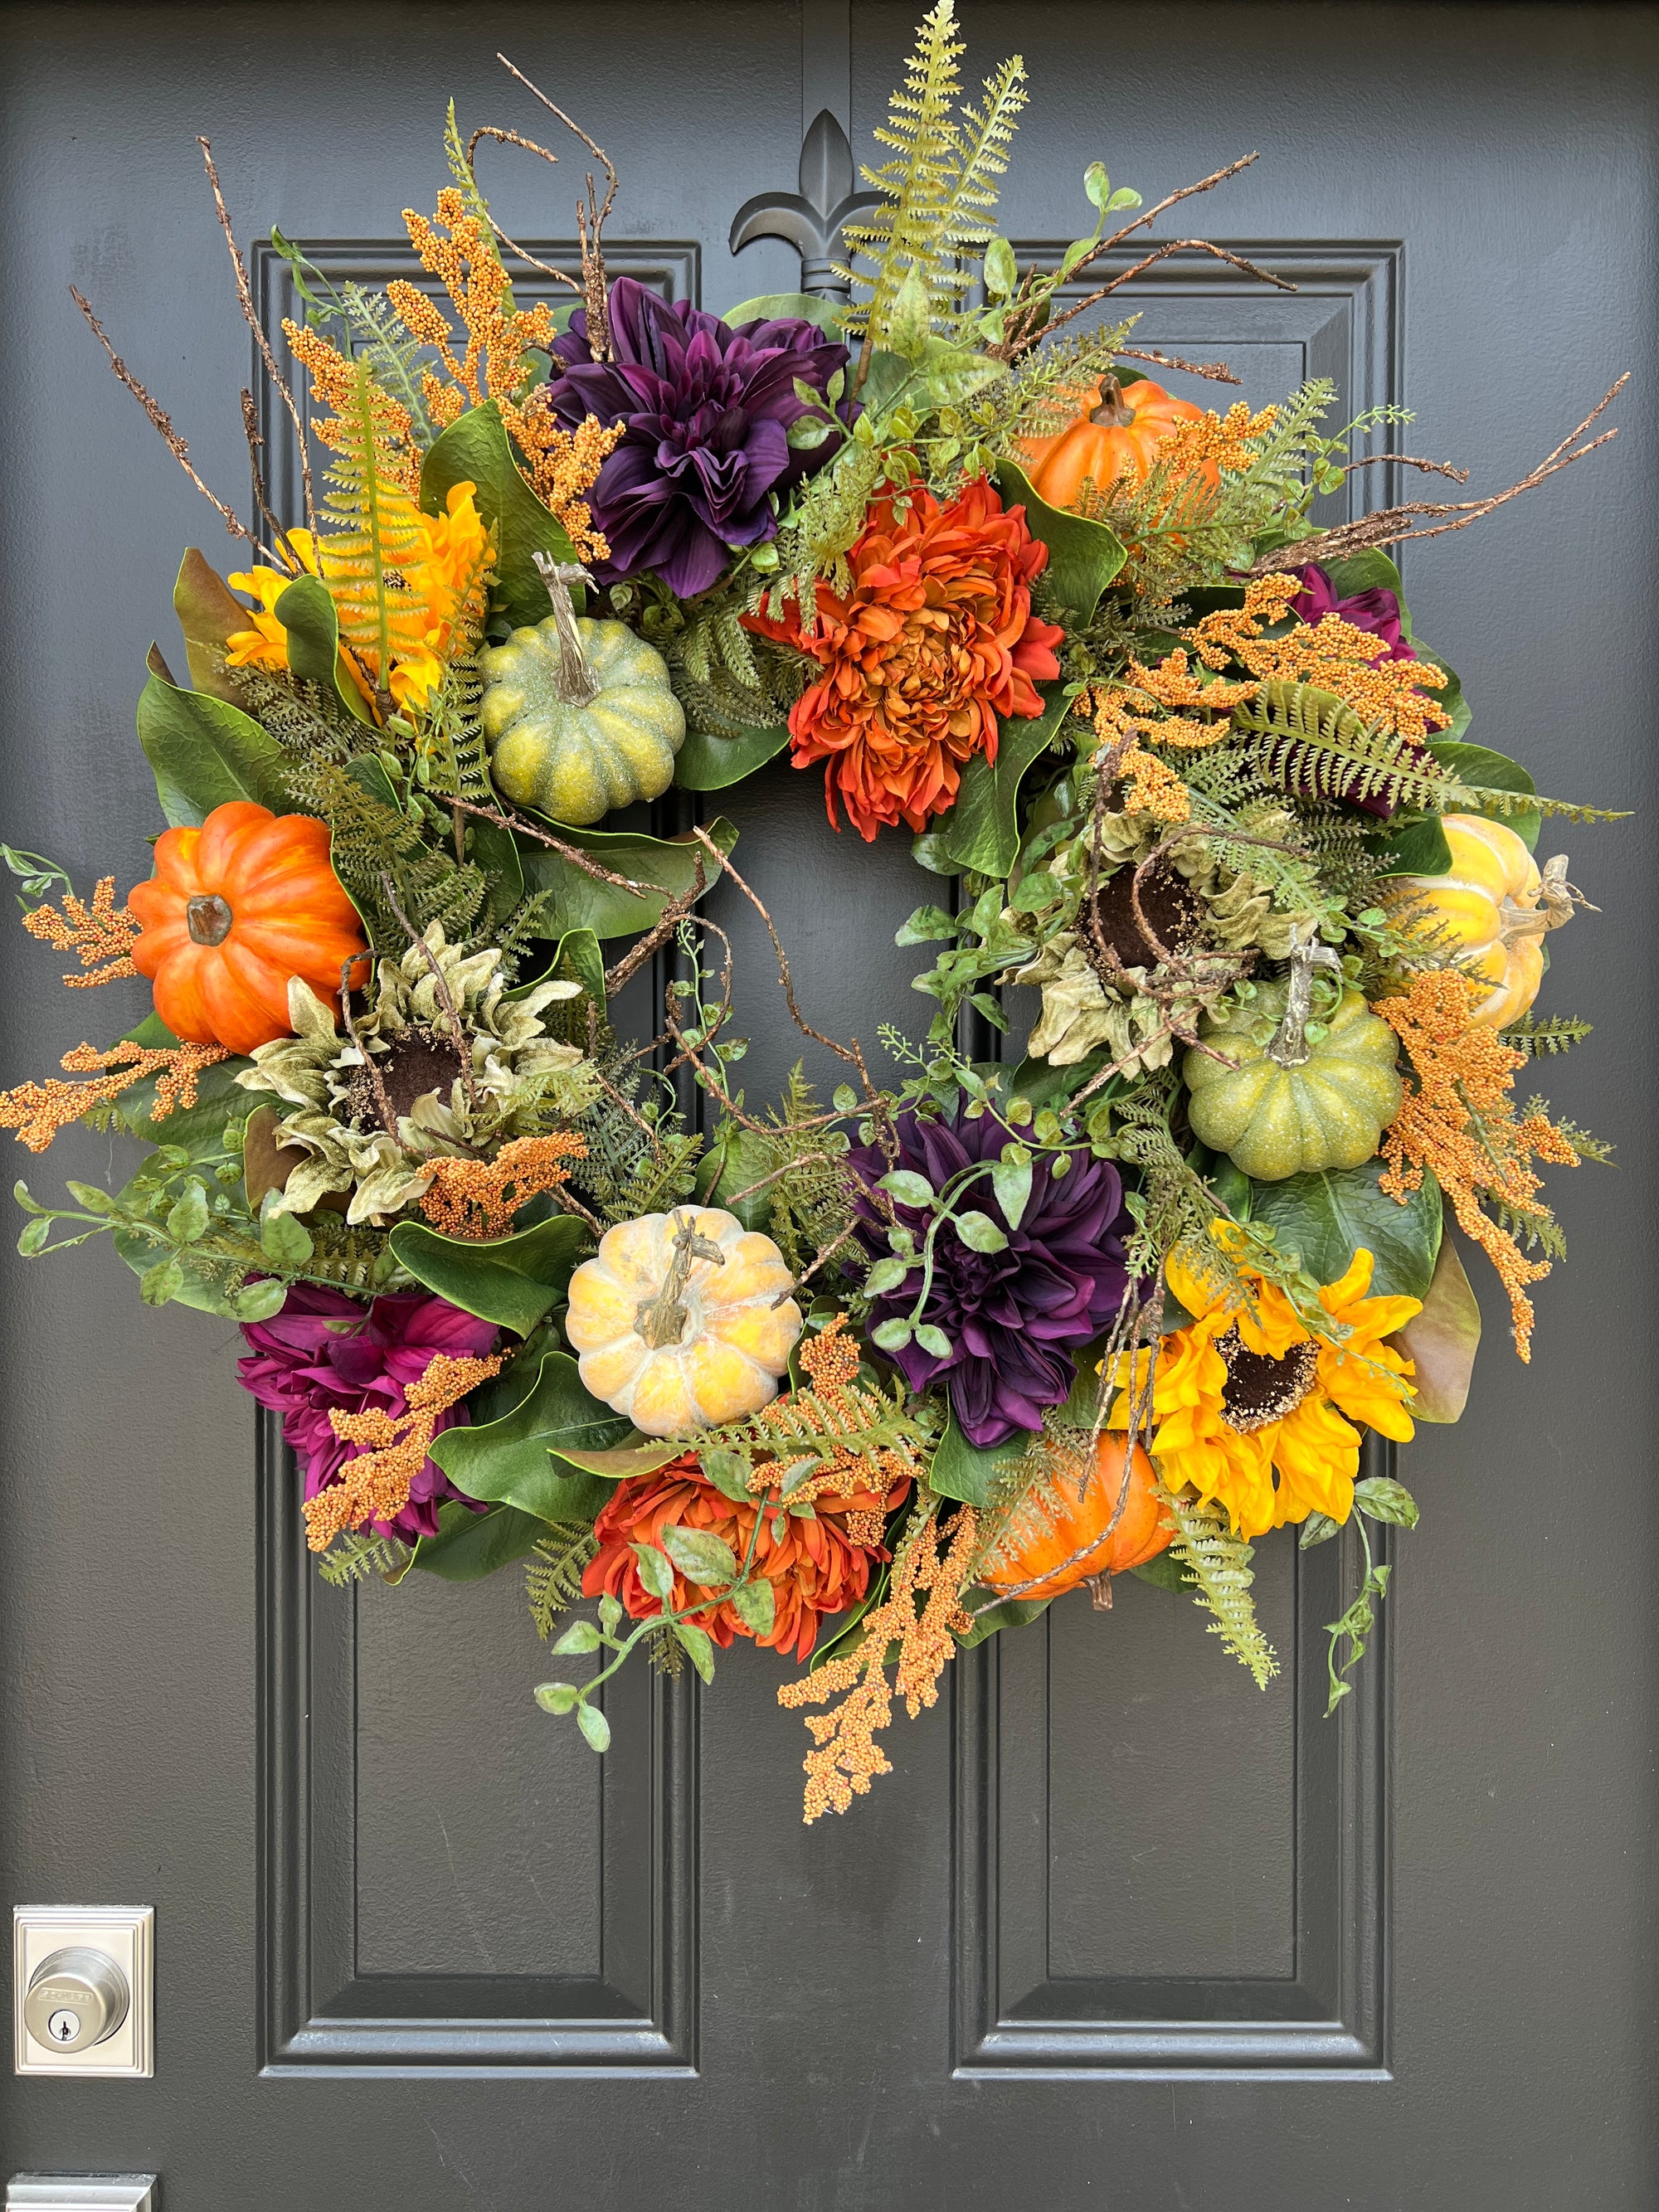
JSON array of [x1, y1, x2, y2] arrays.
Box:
[[981, 1432, 1171, 1601], [129, 800, 367, 1056], [1020, 374, 1208, 510]]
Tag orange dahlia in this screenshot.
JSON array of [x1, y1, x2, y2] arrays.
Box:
[[582, 1453, 907, 1662], [745, 475, 1064, 840]]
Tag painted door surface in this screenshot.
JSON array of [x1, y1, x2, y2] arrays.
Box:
[[2, 4, 1654, 2206]]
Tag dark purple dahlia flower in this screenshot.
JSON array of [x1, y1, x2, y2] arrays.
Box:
[[238, 1283, 499, 1543], [846, 1111, 1131, 1450], [542, 275, 854, 597], [1292, 563, 1417, 664]]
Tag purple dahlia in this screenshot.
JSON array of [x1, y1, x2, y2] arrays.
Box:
[[847, 1111, 1131, 1450], [542, 275, 854, 597], [238, 1283, 499, 1543], [1292, 562, 1417, 664]]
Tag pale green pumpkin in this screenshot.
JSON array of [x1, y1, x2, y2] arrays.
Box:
[[1184, 981, 1403, 1183], [480, 614, 685, 825]]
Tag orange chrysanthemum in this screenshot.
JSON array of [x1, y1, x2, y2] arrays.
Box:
[[745, 476, 1065, 841], [583, 1452, 907, 1663]]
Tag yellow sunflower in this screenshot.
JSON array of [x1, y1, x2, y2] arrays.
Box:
[[1106, 1242, 1421, 1539]]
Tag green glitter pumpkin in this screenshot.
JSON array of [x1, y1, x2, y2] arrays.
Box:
[[1184, 980, 1403, 1183], [479, 571, 685, 824]]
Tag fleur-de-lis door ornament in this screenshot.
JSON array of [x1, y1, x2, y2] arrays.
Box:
[[728, 109, 880, 301]]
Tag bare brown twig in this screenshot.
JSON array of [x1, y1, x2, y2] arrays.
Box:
[[463, 124, 586, 291], [199, 137, 316, 537], [497, 54, 618, 356], [1117, 347, 1240, 386], [1253, 376, 1627, 572], [70, 285, 256, 547]]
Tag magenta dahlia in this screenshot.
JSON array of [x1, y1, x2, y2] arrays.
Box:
[[237, 1283, 498, 1543]]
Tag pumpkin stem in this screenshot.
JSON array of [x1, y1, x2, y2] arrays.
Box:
[[1087, 373, 1137, 430], [185, 892, 233, 947], [533, 552, 602, 708], [1086, 1572, 1114, 1611], [635, 1210, 727, 1349], [1265, 921, 1344, 1069]]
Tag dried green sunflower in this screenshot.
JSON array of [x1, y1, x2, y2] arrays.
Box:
[[236, 926, 600, 1226]]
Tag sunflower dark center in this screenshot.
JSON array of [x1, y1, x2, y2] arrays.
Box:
[[1090, 857, 1207, 969], [345, 1026, 466, 1130], [1217, 1325, 1319, 1433]]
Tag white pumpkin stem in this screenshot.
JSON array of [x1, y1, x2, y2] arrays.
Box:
[[533, 551, 602, 708], [1536, 853, 1584, 933], [635, 1211, 727, 1349], [1266, 921, 1344, 1070]]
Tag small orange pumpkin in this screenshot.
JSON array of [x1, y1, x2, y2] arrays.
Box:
[[981, 1432, 1171, 1601], [1020, 374, 1208, 511], [129, 800, 367, 1056]]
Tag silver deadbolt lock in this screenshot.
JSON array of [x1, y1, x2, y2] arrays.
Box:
[[22, 1947, 130, 2054]]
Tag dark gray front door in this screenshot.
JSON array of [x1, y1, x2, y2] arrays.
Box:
[[2, 4, 1654, 2205]]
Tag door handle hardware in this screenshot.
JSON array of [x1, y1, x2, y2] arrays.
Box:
[[11, 1908, 153, 2079]]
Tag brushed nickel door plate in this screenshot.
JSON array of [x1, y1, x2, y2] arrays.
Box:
[[12, 1908, 153, 2078], [5, 2185, 157, 2210]]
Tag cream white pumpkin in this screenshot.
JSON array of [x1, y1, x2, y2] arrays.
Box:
[[563, 1206, 803, 1437]]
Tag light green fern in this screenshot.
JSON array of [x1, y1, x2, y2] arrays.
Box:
[[526, 1523, 601, 1638], [840, 3, 1027, 348], [1159, 1485, 1278, 1689]]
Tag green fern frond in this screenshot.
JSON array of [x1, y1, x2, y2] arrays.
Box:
[[337, 281, 437, 447], [318, 1529, 413, 1586], [525, 1522, 600, 1637], [840, 4, 1027, 345], [1500, 1012, 1593, 1058], [1235, 682, 1473, 814], [1159, 1486, 1277, 1688], [319, 357, 427, 683], [1485, 1199, 1568, 1262]]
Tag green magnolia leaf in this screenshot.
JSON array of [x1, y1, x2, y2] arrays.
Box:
[[633, 1541, 674, 1601], [273, 575, 376, 726], [1354, 1474, 1420, 1529], [1373, 813, 1455, 878], [993, 458, 1126, 620], [928, 1411, 1027, 1509], [722, 292, 848, 335], [674, 722, 791, 791], [953, 1586, 1053, 1646], [730, 1577, 776, 1636], [1425, 737, 1540, 849], [421, 397, 580, 628], [937, 683, 1073, 879], [1130, 1550, 1196, 1592], [515, 817, 736, 940], [661, 1524, 739, 1587], [1320, 550, 1410, 634], [1417, 647, 1471, 741], [1246, 1159, 1443, 1301], [136, 658, 292, 827], [952, 1208, 1007, 1254], [172, 547, 250, 702], [693, 1119, 776, 1232], [410, 1499, 547, 1582], [536, 1680, 581, 1714], [428, 1351, 628, 1520], [577, 1700, 612, 1753], [674, 1619, 717, 1682], [553, 1439, 687, 1480], [1388, 1229, 1481, 1422], [388, 1214, 590, 1334]]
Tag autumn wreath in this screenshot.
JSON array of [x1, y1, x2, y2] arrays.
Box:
[[5, 8, 1624, 1819]]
